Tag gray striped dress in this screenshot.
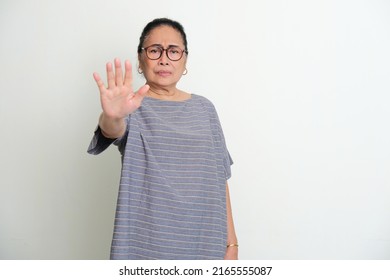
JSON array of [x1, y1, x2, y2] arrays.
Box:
[[88, 94, 233, 259]]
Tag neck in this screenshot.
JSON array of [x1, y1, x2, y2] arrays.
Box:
[[147, 86, 179, 100]]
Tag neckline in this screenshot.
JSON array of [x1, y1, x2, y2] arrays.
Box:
[[144, 94, 194, 103]]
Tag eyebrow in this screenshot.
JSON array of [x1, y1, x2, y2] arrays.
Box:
[[149, 43, 181, 48]]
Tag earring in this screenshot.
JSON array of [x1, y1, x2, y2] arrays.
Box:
[[137, 67, 143, 74], [182, 68, 188, 75]]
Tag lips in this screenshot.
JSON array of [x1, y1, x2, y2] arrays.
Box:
[[156, 70, 172, 77]]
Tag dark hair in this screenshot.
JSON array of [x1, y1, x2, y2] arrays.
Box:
[[137, 18, 188, 54]]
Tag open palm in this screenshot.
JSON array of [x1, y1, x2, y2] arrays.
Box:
[[93, 58, 149, 119]]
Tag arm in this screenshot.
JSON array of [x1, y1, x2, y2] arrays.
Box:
[[98, 112, 126, 139], [93, 58, 149, 139], [224, 182, 238, 260]]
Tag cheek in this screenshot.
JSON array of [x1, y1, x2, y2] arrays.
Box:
[[175, 60, 186, 72], [139, 59, 149, 70], [140, 61, 156, 77]]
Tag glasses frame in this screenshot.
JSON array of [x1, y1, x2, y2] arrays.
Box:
[[141, 45, 188, 61]]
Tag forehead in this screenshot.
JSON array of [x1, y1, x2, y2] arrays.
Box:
[[144, 25, 184, 46]]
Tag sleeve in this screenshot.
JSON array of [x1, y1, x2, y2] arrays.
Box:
[[87, 117, 129, 155], [224, 149, 234, 180], [202, 97, 233, 180], [219, 123, 233, 180]]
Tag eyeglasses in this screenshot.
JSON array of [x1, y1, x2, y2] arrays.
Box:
[[141, 45, 188, 61]]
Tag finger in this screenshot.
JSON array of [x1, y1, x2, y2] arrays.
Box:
[[106, 62, 115, 88], [93, 72, 106, 90], [136, 84, 150, 96], [131, 84, 149, 107], [114, 58, 124, 85], [123, 60, 133, 87]]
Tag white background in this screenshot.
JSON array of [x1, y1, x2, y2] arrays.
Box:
[[0, 0, 389, 259]]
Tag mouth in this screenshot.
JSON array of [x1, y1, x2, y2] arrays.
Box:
[[156, 71, 172, 77]]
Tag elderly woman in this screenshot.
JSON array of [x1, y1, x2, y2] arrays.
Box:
[[88, 18, 237, 260]]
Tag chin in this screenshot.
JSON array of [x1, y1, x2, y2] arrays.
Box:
[[154, 78, 178, 86]]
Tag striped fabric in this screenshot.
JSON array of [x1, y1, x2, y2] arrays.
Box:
[[88, 94, 232, 259]]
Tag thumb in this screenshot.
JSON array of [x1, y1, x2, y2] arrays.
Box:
[[136, 84, 150, 97], [132, 84, 149, 106]]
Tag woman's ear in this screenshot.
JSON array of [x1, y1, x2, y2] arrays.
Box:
[[137, 56, 143, 74]]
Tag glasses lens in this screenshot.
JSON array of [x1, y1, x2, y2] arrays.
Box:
[[167, 47, 182, 61], [146, 46, 162, 60]]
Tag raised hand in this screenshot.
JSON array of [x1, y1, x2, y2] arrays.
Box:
[[93, 58, 149, 120], [93, 58, 149, 138]]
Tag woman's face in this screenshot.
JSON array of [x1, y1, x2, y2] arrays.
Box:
[[139, 25, 187, 89]]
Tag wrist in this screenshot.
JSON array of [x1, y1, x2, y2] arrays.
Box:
[[226, 243, 239, 249], [99, 113, 126, 139], [100, 112, 125, 124]]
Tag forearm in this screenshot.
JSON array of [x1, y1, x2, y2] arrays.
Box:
[[98, 112, 126, 139], [226, 183, 237, 244], [225, 182, 238, 259]]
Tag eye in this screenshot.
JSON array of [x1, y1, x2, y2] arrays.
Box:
[[168, 48, 180, 54], [149, 47, 161, 54]]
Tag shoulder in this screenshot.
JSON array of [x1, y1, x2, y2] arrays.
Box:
[[191, 94, 217, 112], [191, 94, 223, 126]]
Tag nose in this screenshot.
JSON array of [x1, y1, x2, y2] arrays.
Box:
[[158, 50, 169, 65]]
